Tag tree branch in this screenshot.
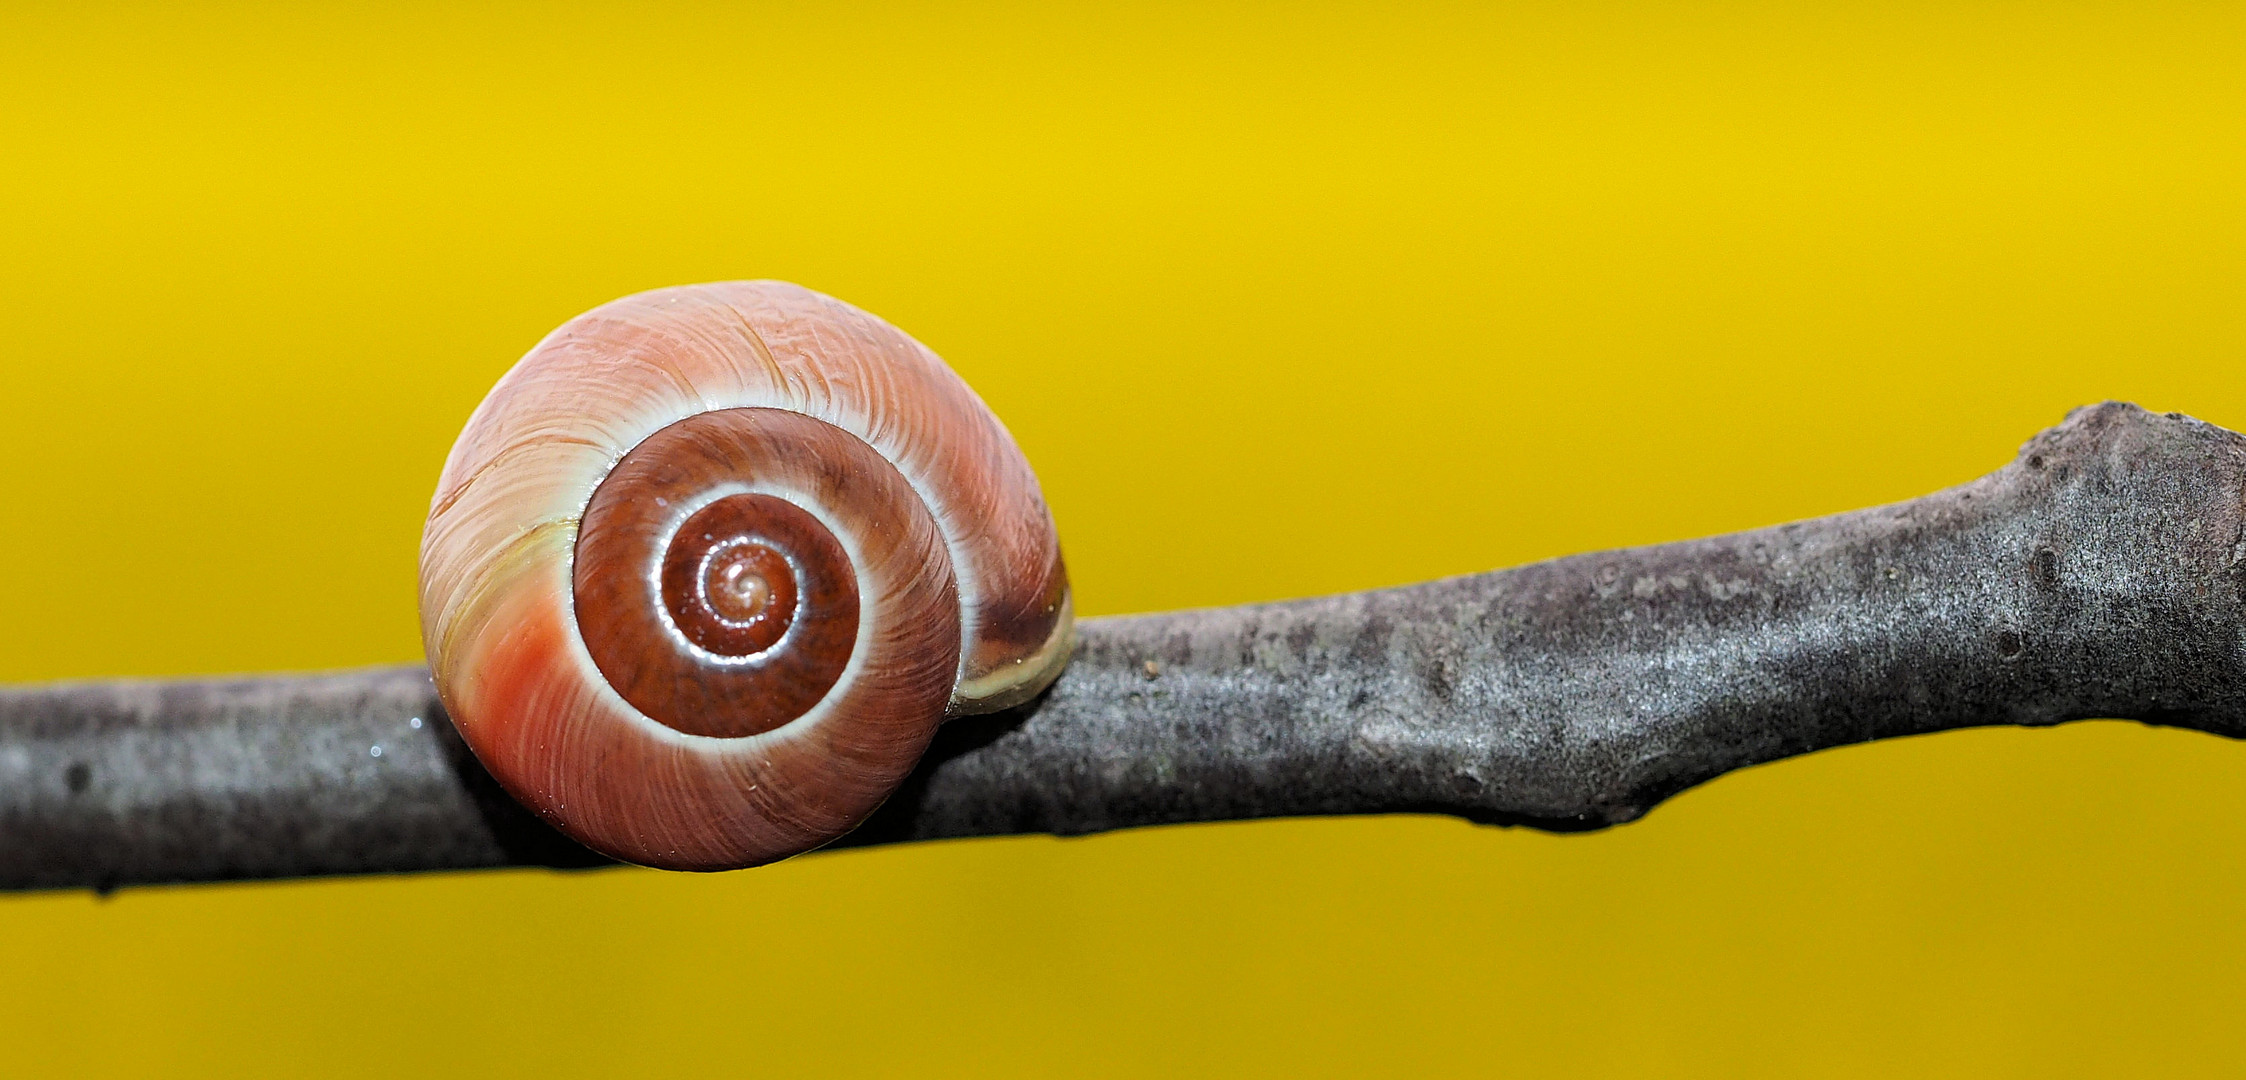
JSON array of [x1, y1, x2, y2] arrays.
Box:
[[6, 402, 2242, 890]]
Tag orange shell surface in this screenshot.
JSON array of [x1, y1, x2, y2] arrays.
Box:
[[418, 281, 1073, 868]]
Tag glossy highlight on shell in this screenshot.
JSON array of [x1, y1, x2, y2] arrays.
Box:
[[417, 281, 1073, 869]]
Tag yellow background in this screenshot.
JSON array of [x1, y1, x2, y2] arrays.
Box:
[[3, 3, 2244, 1075]]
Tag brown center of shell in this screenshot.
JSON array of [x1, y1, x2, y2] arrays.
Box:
[[574, 414, 863, 740]]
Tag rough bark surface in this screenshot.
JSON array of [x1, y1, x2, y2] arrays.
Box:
[[4, 402, 2242, 890]]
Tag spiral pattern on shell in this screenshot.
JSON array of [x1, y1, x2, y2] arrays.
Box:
[[418, 281, 1073, 869]]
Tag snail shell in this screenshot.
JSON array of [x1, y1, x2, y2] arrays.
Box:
[[418, 281, 1073, 869]]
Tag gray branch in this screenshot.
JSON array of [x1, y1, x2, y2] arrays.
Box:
[[5, 402, 2243, 891]]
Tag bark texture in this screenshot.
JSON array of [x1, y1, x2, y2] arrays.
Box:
[[4, 402, 2242, 890]]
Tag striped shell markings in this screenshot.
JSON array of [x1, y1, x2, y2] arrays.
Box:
[[418, 282, 1073, 869]]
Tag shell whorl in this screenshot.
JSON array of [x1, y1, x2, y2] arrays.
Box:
[[417, 281, 1073, 869]]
